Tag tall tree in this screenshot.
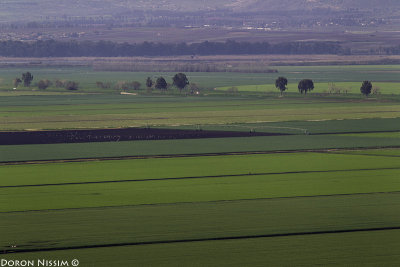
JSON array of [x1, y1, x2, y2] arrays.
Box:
[[298, 79, 314, 94], [275, 77, 288, 95], [173, 73, 189, 92], [21, 72, 33, 87], [146, 77, 153, 89], [155, 77, 167, 91], [360, 81, 372, 96]]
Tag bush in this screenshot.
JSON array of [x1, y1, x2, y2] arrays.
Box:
[[96, 81, 112, 89], [37, 79, 52, 90], [65, 81, 79, 90], [55, 79, 66, 88]]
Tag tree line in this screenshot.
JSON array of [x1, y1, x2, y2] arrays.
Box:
[[275, 77, 376, 96], [13, 72, 79, 91], [0, 40, 345, 57], [13, 72, 192, 93], [13, 71, 377, 97]]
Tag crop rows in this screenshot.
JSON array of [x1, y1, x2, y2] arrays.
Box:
[[1, 149, 400, 266]]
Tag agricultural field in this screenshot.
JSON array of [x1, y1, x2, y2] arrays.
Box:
[[219, 82, 400, 94], [0, 64, 400, 92], [1, 65, 400, 265]]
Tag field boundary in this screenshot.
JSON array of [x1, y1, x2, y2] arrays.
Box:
[[2, 166, 400, 189], [2, 146, 400, 165], [3, 226, 400, 255], [2, 190, 399, 214]]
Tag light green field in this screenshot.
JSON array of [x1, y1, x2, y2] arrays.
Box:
[[1, 94, 400, 130], [1, 65, 399, 92], [218, 82, 400, 94], [340, 148, 400, 157], [340, 131, 400, 138]]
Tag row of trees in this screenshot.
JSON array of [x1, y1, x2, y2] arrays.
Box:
[[0, 40, 344, 57], [12, 71, 375, 96], [275, 76, 375, 96], [96, 73, 191, 93], [13, 72, 79, 90], [13, 71, 190, 92], [146, 73, 190, 92]]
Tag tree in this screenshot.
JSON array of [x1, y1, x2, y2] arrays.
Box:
[[114, 81, 129, 91], [298, 79, 314, 94], [21, 72, 33, 87], [360, 81, 372, 96], [173, 73, 189, 92], [55, 79, 66, 88], [372, 86, 381, 95], [65, 81, 79, 90], [131, 81, 141, 90], [146, 77, 153, 89], [13, 78, 22, 88], [37, 79, 52, 90], [275, 77, 288, 95], [155, 77, 167, 91], [96, 81, 111, 89]]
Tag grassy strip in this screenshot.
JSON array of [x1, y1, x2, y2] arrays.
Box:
[[1, 193, 399, 252], [2, 102, 400, 130], [165, 117, 400, 134], [339, 132, 400, 138], [338, 148, 400, 157], [1, 152, 400, 187], [218, 82, 400, 94]]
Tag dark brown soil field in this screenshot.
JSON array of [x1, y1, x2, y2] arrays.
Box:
[[0, 127, 285, 145]]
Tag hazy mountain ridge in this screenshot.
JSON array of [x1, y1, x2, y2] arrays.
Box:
[[0, 0, 397, 18]]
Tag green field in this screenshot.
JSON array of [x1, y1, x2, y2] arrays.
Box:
[[4, 230, 400, 266], [1, 65, 400, 265], [219, 82, 400, 94], [1, 65, 399, 92], [1, 93, 400, 130], [3, 134, 400, 163], [1, 149, 400, 266]]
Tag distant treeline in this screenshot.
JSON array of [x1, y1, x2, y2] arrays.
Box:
[[0, 40, 347, 57], [382, 45, 400, 55], [93, 62, 279, 73]]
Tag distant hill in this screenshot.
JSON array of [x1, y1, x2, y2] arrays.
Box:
[[243, 0, 399, 12]]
